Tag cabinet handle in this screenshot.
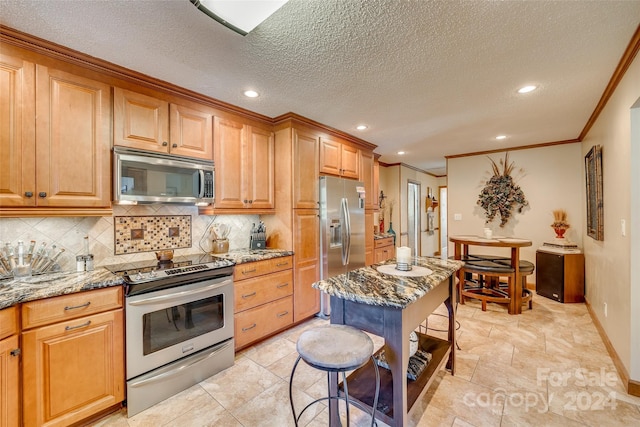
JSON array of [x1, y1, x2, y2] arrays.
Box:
[[276, 262, 289, 267], [162, 141, 168, 146], [38, 192, 47, 198], [242, 291, 257, 299], [276, 311, 289, 318], [65, 320, 91, 331], [277, 283, 289, 288], [249, 200, 253, 204], [241, 268, 257, 275], [172, 143, 177, 148], [243, 199, 248, 204], [242, 323, 257, 332], [64, 301, 91, 311], [10, 348, 21, 357], [24, 192, 33, 198]]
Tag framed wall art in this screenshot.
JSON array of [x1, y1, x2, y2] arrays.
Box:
[[585, 145, 604, 240]]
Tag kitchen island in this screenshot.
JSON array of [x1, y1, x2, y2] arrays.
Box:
[[313, 256, 464, 427]]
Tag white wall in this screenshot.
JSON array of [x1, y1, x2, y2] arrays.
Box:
[[581, 53, 640, 377], [447, 144, 584, 276]]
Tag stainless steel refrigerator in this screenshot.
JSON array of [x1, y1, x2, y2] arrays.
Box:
[[319, 175, 366, 317]]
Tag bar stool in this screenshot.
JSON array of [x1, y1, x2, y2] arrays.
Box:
[[289, 324, 380, 427]]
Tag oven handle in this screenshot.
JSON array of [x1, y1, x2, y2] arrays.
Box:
[[127, 279, 232, 306], [128, 340, 232, 388]]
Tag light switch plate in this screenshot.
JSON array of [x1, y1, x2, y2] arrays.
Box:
[[621, 219, 626, 236], [454, 213, 462, 221]]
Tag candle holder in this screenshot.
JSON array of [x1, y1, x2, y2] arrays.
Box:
[[395, 261, 412, 271]]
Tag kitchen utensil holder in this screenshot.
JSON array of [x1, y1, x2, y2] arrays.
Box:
[[250, 236, 266, 250]]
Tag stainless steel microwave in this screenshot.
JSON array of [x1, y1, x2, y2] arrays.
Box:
[[113, 147, 214, 205]]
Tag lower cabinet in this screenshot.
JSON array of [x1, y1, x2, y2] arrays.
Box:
[[374, 236, 395, 263], [234, 257, 294, 350], [21, 287, 124, 427], [0, 307, 19, 427]]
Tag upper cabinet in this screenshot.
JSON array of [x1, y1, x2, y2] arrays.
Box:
[[114, 87, 213, 161], [293, 129, 320, 209], [360, 150, 375, 210], [319, 137, 359, 179], [0, 53, 112, 212], [212, 116, 275, 212]]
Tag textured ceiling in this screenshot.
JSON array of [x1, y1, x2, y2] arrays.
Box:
[[2, 0, 639, 175]]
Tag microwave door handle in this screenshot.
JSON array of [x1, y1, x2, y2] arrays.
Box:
[[198, 170, 205, 198]]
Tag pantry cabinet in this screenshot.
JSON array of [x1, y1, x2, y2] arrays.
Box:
[[212, 116, 275, 212], [0, 307, 19, 427], [365, 212, 374, 266], [0, 54, 112, 212], [293, 210, 321, 322], [21, 287, 124, 427], [233, 257, 293, 350], [319, 137, 359, 179], [113, 87, 214, 160]]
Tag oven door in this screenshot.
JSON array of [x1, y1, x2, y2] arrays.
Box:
[[125, 275, 233, 379]]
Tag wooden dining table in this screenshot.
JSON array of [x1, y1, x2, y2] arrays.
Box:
[[449, 235, 532, 314]]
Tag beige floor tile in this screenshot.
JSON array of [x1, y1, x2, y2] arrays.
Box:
[[456, 330, 515, 364], [242, 336, 298, 367], [89, 408, 129, 427], [471, 357, 547, 395]]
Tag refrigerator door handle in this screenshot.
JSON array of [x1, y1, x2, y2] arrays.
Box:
[[341, 197, 351, 265]]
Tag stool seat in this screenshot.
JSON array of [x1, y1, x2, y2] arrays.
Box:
[[297, 324, 373, 371]]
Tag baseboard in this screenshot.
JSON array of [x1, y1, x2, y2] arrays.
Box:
[[584, 297, 640, 397]]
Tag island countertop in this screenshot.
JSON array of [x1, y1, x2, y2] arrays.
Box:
[[313, 256, 464, 309]]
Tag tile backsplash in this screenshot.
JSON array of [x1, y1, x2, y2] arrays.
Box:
[[114, 215, 192, 254], [0, 205, 259, 272]]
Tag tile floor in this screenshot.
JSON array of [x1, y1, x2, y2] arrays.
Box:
[[93, 294, 640, 427]]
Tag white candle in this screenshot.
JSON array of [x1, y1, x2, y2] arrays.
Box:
[[396, 246, 411, 264]]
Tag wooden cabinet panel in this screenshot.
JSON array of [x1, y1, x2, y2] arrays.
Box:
[[0, 307, 17, 341], [22, 287, 123, 330], [246, 125, 275, 209], [319, 137, 342, 176], [0, 53, 35, 207], [0, 335, 19, 427], [22, 309, 125, 427], [234, 296, 293, 350], [214, 116, 245, 209], [293, 129, 319, 209], [374, 237, 395, 264], [169, 103, 213, 159], [269, 256, 293, 272], [293, 210, 320, 322], [360, 150, 375, 210], [114, 87, 168, 153], [340, 144, 359, 179], [234, 269, 293, 313], [365, 211, 374, 266], [372, 159, 380, 209]]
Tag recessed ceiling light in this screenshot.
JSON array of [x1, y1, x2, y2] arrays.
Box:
[[517, 85, 537, 94], [356, 125, 368, 130], [496, 135, 507, 140], [244, 90, 259, 98], [397, 151, 406, 155]]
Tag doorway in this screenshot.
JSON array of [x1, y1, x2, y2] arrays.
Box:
[[439, 186, 448, 258], [407, 180, 421, 257]]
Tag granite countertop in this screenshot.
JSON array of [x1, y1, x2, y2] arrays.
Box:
[[213, 248, 294, 264], [0, 269, 124, 310], [374, 233, 395, 240], [313, 256, 464, 309]]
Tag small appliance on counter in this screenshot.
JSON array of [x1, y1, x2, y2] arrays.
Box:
[[250, 221, 266, 249]]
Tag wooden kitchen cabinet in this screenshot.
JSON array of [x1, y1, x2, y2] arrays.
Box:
[[21, 287, 124, 427], [319, 137, 359, 179], [360, 150, 376, 210], [0, 307, 19, 427], [365, 212, 374, 266], [293, 128, 320, 209], [212, 116, 275, 212], [374, 236, 395, 263], [113, 87, 214, 160], [0, 55, 112, 213], [233, 257, 293, 350], [293, 210, 321, 322]]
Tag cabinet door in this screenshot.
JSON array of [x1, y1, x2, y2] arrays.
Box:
[[246, 126, 275, 209], [0, 335, 19, 427], [113, 87, 169, 153], [365, 211, 374, 266], [0, 53, 35, 207], [293, 209, 320, 322], [22, 309, 125, 427], [360, 150, 374, 210], [372, 159, 380, 209], [213, 116, 245, 209], [36, 65, 112, 208], [293, 129, 319, 209], [169, 103, 213, 160], [319, 137, 341, 176], [341, 144, 360, 179]]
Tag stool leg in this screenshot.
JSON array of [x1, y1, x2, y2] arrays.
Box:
[[371, 355, 380, 427], [289, 356, 302, 427], [342, 371, 350, 427]]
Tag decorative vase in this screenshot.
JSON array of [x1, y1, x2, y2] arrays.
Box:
[[553, 227, 567, 239], [387, 222, 396, 245]]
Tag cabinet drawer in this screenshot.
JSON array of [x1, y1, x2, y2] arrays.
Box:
[[270, 256, 293, 272], [0, 306, 18, 340], [22, 286, 123, 330], [234, 260, 271, 281], [234, 296, 293, 349], [374, 237, 394, 248], [235, 270, 293, 313]]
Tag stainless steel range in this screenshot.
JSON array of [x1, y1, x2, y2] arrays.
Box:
[[105, 254, 235, 417]]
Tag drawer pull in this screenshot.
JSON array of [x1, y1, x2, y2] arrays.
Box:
[[276, 262, 289, 267], [276, 311, 289, 318], [64, 301, 91, 311], [241, 268, 257, 275], [65, 320, 91, 331], [277, 283, 289, 289], [242, 292, 257, 299], [242, 323, 257, 332]]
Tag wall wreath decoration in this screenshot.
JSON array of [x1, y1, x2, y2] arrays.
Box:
[[477, 152, 528, 227]]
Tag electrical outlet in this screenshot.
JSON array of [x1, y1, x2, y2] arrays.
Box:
[[621, 219, 626, 236], [454, 213, 462, 221], [604, 302, 608, 317]]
